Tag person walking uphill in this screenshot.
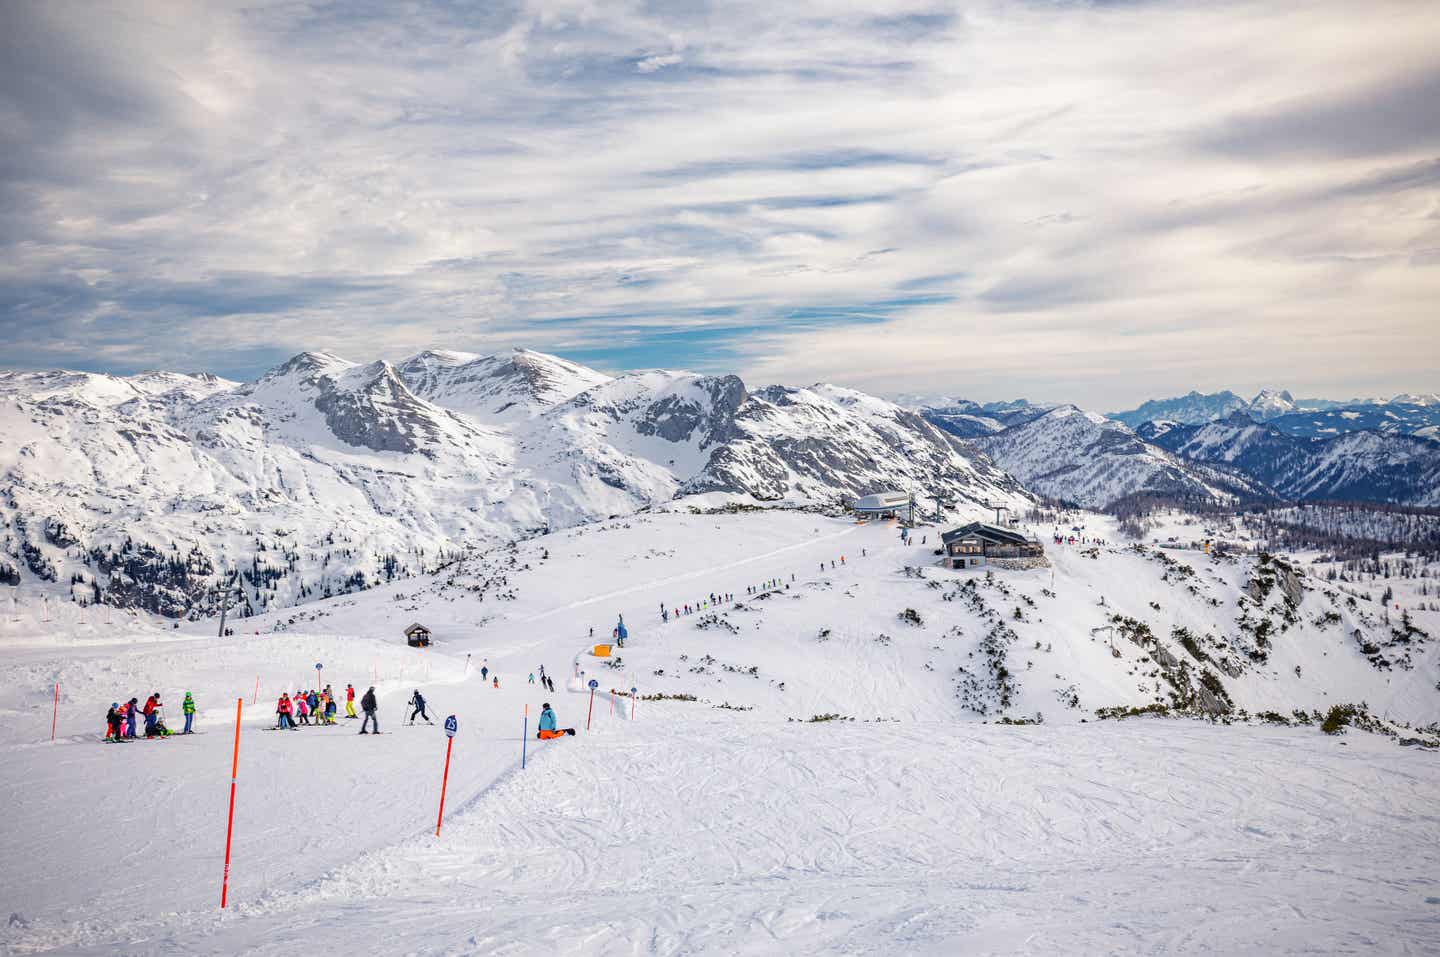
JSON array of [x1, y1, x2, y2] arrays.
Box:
[[535, 703, 575, 739], [359, 686, 380, 734], [181, 692, 196, 734], [408, 690, 432, 725]]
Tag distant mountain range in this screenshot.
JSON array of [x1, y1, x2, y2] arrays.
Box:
[[1107, 389, 1440, 432], [0, 350, 1029, 618]]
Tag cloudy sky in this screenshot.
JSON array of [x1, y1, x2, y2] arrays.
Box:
[[2, 0, 1437, 408]]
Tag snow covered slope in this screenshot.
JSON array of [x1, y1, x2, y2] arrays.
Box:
[[0, 352, 1027, 620], [394, 348, 612, 424], [3, 510, 1438, 954], [1150, 414, 1440, 506], [973, 406, 1268, 509]]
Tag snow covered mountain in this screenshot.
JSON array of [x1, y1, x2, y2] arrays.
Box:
[[1147, 413, 1440, 506], [973, 406, 1270, 509], [917, 398, 1056, 438], [0, 351, 1029, 619], [393, 348, 611, 424], [1114, 388, 1440, 436], [1109, 390, 1250, 428]]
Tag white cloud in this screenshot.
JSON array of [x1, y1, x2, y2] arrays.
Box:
[[0, 0, 1436, 405]]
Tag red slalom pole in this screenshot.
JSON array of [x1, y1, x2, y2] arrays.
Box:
[[51, 682, 59, 741], [435, 736, 455, 837], [251, 676, 259, 705], [586, 688, 595, 731], [220, 697, 242, 908], [631, 694, 636, 720]]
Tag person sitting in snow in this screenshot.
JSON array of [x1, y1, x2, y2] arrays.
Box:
[[536, 703, 575, 739], [181, 692, 196, 734]]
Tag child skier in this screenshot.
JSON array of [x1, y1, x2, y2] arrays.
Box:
[[325, 693, 338, 725], [181, 692, 196, 734], [106, 703, 125, 742], [294, 692, 310, 726], [276, 693, 295, 730], [408, 690, 432, 725], [492, 675, 500, 689], [345, 683, 357, 719], [535, 703, 575, 739]]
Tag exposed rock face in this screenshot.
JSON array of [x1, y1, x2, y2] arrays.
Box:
[[635, 375, 745, 446]]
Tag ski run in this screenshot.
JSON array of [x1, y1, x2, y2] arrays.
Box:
[[4, 510, 1440, 955]]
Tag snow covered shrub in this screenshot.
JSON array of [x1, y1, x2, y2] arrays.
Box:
[[897, 608, 923, 626]]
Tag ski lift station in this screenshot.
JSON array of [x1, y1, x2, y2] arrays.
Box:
[[941, 522, 1045, 569], [854, 490, 915, 523]]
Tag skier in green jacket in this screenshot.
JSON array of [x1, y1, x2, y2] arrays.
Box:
[[182, 692, 197, 734]]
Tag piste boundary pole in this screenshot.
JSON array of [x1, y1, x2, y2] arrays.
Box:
[[51, 682, 59, 741], [586, 688, 595, 731], [435, 736, 455, 837], [522, 704, 528, 769], [221, 696, 242, 908]]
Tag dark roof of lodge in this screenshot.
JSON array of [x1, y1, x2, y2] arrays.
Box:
[[940, 522, 1034, 547]]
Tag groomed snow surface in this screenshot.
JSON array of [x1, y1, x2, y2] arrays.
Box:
[[3, 513, 1439, 955]]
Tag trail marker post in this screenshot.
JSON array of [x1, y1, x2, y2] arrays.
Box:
[[252, 676, 259, 706], [522, 704, 528, 769], [220, 697, 243, 908], [587, 678, 598, 731], [436, 716, 458, 837], [315, 662, 322, 689], [51, 682, 59, 741], [631, 686, 637, 720]]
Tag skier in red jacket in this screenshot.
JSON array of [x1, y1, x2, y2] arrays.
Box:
[[142, 694, 161, 737], [276, 693, 296, 730]]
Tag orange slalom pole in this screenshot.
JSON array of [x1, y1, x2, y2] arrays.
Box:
[[221, 697, 242, 908], [51, 682, 59, 741], [435, 736, 455, 837]]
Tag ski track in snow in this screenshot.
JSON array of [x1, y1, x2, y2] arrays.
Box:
[[516, 522, 860, 624], [27, 717, 1440, 956]]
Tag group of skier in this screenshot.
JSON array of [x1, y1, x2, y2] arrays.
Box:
[[530, 664, 557, 693], [660, 575, 802, 623], [105, 691, 196, 742], [275, 683, 371, 731]]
